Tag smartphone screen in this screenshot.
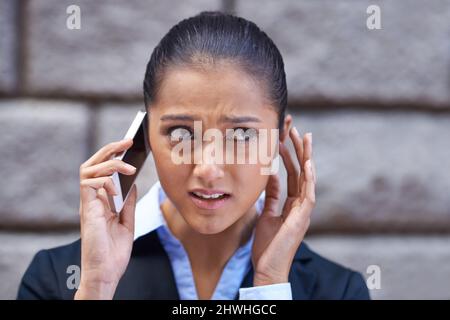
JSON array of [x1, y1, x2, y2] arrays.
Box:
[[119, 119, 149, 198], [111, 111, 151, 211]]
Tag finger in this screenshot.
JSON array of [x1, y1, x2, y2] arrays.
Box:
[[96, 187, 112, 213], [300, 176, 306, 200], [261, 174, 281, 218], [80, 176, 117, 204], [311, 159, 317, 184], [81, 139, 133, 169], [279, 142, 299, 197], [279, 133, 301, 219], [303, 132, 312, 164], [303, 159, 315, 206], [267, 160, 316, 262], [120, 184, 137, 233], [289, 127, 304, 168], [301, 134, 313, 195], [289, 127, 306, 197], [81, 159, 136, 179], [287, 159, 315, 227]]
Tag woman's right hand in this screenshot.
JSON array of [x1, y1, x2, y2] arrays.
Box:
[[75, 138, 138, 300]]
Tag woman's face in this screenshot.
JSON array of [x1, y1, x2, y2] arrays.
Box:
[[148, 63, 283, 235]]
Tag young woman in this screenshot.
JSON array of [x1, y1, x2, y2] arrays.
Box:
[[18, 11, 369, 300]]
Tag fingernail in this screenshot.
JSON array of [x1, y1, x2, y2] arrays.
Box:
[[307, 159, 313, 177], [126, 164, 136, 171], [292, 126, 299, 137], [307, 132, 312, 143]]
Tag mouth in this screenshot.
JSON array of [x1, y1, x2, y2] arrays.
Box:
[[188, 190, 232, 210]]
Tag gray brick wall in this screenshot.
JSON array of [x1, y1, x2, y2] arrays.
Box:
[[0, 100, 89, 228], [0, 0, 449, 299], [0, 0, 19, 92], [238, 0, 450, 107], [26, 0, 221, 96]]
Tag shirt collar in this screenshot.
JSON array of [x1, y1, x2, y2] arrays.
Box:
[[134, 180, 266, 241]]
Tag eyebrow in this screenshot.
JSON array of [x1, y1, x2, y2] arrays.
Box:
[[160, 114, 262, 123], [160, 114, 201, 121]]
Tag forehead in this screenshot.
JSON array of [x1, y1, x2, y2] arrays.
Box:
[[153, 64, 276, 122]]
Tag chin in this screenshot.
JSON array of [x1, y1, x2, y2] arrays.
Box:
[[190, 218, 231, 235]]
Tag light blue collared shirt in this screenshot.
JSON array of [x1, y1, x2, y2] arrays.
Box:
[[133, 180, 292, 300]]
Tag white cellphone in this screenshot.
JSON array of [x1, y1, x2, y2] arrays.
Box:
[[108, 110, 151, 213]]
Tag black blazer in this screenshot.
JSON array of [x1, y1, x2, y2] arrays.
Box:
[[17, 230, 370, 300]]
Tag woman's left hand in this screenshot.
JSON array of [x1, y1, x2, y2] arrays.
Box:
[[252, 127, 316, 286]]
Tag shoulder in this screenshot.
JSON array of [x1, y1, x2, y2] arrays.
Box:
[[290, 242, 370, 300], [16, 232, 163, 300], [17, 239, 81, 300]]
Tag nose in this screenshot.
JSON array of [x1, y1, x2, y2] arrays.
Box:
[[192, 140, 225, 182]]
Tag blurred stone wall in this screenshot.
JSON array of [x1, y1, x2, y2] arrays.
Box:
[[0, 0, 449, 299]]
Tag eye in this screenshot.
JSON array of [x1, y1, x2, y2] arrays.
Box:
[[226, 127, 258, 142], [167, 126, 193, 141]]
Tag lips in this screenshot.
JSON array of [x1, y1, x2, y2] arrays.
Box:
[[191, 191, 228, 199], [189, 188, 230, 196], [188, 188, 231, 210]]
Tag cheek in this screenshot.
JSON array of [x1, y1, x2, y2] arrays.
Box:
[[154, 153, 190, 183], [228, 164, 269, 207], [151, 139, 191, 190]]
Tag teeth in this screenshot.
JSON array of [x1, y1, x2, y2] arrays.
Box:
[[193, 191, 225, 199]]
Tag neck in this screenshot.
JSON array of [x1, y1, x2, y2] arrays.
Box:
[[160, 199, 258, 271]]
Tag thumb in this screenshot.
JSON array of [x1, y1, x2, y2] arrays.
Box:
[[120, 184, 137, 233], [261, 174, 281, 218]]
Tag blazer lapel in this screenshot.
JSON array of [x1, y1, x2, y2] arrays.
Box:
[[120, 232, 317, 300], [115, 231, 180, 299], [235, 242, 316, 300]]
